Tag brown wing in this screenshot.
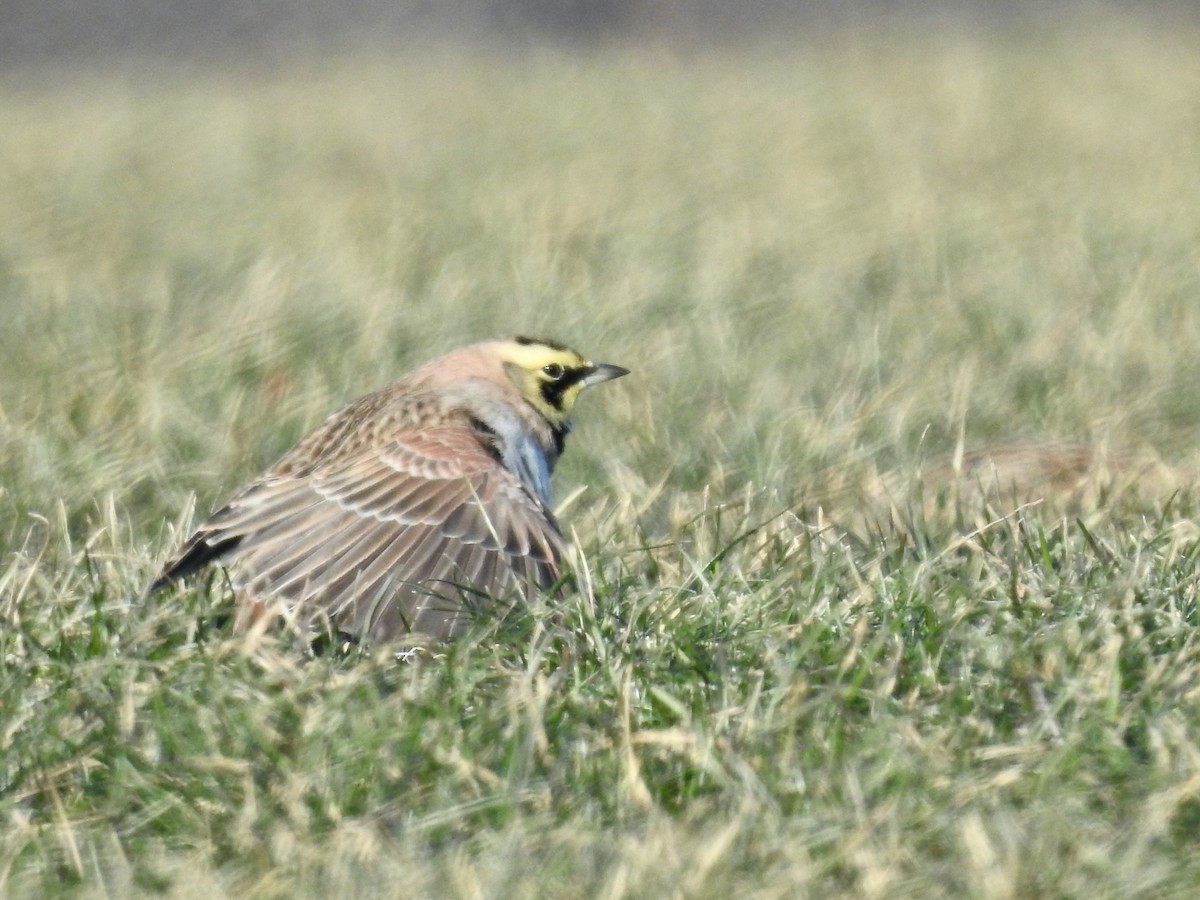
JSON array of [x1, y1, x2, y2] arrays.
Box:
[[154, 423, 566, 641]]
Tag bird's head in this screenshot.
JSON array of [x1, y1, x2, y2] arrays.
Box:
[[494, 335, 629, 428]]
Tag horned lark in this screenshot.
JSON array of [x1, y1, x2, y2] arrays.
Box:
[[152, 336, 628, 642]]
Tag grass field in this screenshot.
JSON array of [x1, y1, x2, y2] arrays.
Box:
[[4, 17, 1200, 897]]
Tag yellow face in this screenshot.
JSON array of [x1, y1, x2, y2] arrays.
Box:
[[498, 336, 629, 427]]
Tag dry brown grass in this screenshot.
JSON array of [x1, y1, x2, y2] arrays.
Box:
[[862, 439, 1191, 524], [5, 20, 1200, 898]]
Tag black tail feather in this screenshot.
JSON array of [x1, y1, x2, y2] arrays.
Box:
[[150, 534, 243, 592]]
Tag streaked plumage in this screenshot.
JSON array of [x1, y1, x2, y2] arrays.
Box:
[[152, 336, 628, 642]]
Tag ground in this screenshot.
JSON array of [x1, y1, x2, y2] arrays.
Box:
[[2, 18, 1200, 898]]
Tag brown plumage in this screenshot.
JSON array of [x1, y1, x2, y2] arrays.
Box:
[[152, 336, 629, 642]]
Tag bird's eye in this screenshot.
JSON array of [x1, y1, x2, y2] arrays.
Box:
[[542, 363, 565, 381]]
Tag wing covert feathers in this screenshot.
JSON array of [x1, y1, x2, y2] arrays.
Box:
[[155, 419, 566, 642]]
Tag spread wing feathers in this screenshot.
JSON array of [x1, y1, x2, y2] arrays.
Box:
[[155, 423, 567, 641]]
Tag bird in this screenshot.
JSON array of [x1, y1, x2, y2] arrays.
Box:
[[151, 336, 629, 644]]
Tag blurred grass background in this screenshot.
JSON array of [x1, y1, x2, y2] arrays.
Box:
[[4, 12, 1200, 897]]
